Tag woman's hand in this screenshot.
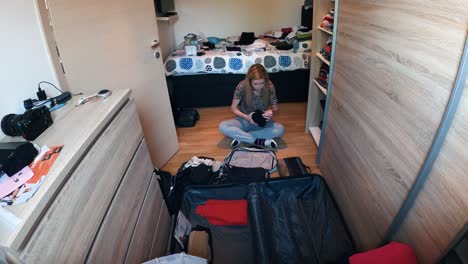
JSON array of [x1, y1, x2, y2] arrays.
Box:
[[262, 110, 273, 121], [247, 112, 258, 125]]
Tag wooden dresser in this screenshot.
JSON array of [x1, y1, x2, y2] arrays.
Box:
[[0, 89, 172, 263]]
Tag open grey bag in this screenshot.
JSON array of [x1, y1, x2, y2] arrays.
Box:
[[224, 147, 277, 173]]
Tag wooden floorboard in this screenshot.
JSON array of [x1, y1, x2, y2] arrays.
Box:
[[161, 102, 321, 175]]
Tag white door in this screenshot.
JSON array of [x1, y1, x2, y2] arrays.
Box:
[[42, 0, 179, 167]]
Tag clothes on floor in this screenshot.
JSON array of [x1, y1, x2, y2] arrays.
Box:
[[219, 117, 285, 145], [183, 156, 214, 169]]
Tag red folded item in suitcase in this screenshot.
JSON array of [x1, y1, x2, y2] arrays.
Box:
[[195, 199, 248, 226]]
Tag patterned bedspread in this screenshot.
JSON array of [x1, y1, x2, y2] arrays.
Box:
[[164, 49, 311, 76]]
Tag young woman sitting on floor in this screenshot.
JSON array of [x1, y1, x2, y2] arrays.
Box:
[[219, 64, 285, 148]]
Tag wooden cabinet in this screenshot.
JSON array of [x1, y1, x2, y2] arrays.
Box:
[[125, 176, 164, 264], [0, 90, 172, 262], [150, 204, 172, 259], [87, 140, 154, 263]]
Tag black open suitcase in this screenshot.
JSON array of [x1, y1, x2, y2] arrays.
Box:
[[179, 175, 355, 264]]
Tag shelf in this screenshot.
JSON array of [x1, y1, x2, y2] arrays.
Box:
[[156, 14, 178, 23], [309, 127, 321, 147], [315, 53, 330, 66], [313, 79, 327, 95], [317, 26, 333, 35]]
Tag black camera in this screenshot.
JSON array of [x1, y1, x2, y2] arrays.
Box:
[[1, 106, 53, 141]]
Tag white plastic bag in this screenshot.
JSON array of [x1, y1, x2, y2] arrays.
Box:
[[143, 253, 207, 264]]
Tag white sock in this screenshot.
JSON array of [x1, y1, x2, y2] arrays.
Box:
[[265, 139, 277, 148]]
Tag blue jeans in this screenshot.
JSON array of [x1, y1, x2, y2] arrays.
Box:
[[219, 117, 285, 144]]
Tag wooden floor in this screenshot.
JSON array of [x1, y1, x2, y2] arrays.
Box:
[[161, 102, 321, 175]]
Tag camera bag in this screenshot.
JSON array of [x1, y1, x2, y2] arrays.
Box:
[[0, 142, 38, 176]]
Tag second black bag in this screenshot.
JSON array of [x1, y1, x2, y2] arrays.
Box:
[[223, 166, 270, 184], [278, 157, 311, 177]]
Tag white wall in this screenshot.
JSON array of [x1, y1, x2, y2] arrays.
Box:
[[173, 0, 304, 45], [158, 20, 178, 60], [0, 0, 60, 139]]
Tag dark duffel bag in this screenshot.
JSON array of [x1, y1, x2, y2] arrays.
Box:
[[175, 108, 200, 127], [278, 157, 311, 177], [158, 159, 215, 215], [155, 168, 175, 212], [212, 166, 269, 184]]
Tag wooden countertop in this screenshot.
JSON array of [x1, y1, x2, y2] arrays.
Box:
[[1, 89, 131, 251]]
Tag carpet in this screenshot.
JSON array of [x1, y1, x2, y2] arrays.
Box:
[[217, 137, 287, 150]]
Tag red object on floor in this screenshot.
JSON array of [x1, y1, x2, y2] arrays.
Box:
[[349, 242, 418, 264], [195, 199, 248, 226]]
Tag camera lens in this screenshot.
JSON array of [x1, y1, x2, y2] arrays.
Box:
[[1, 114, 23, 137]]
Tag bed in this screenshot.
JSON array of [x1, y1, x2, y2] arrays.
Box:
[[164, 48, 311, 76], [164, 38, 312, 108]]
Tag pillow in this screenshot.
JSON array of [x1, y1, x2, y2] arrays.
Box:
[[349, 242, 418, 264]]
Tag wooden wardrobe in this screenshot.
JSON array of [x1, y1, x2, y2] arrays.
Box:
[[318, 1, 468, 263]]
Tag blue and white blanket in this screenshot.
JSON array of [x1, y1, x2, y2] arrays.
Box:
[[164, 48, 311, 76]]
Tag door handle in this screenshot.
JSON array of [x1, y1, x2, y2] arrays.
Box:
[[151, 40, 160, 48]]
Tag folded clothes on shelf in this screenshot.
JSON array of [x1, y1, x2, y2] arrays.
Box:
[[320, 8, 335, 31], [315, 63, 330, 88], [320, 37, 333, 61]]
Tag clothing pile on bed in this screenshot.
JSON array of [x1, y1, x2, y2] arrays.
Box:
[[164, 28, 312, 76]]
